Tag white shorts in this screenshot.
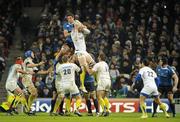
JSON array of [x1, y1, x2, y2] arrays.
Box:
[[140, 85, 159, 97], [75, 51, 94, 66], [6, 80, 20, 92], [56, 82, 80, 97], [97, 80, 111, 92]]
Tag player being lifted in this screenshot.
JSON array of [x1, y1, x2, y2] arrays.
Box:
[[5, 56, 32, 115], [59, 12, 83, 57], [131, 58, 170, 118], [71, 19, 95, 92], [22, 50, 50, 115], [85, 53, 111, 116], [52, 55, 82, 116]]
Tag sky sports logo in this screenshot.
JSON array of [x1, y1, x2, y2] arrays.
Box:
[[30, 98, 170, 113]]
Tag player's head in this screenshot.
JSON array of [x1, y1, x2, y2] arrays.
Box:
[[25, 50, 34, 59], [157, 58, 162, 66], [61, 43, 74, 56], [66, 12, 74, 24], [98, 52, 106, 61], [147, 57, 157, 69], [142, 58, 150, 66], [161, 56, 168, 65], [15, 56, 23, 65], [62, 55, 69, 63]]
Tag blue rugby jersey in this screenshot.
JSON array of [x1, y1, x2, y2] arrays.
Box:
[[84, 72, 95, 83], [156, 65, 175, 87], [63, 22, 74, 43]]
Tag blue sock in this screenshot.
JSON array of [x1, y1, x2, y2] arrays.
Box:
[[86, 99, 92, 113], [93, 99, 99, 113]]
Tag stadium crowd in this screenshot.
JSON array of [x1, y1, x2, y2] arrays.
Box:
[[23, 0, 180, 98], [0, 0, 22, 82]]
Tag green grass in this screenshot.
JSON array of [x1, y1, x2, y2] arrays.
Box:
[[0, 113, 179, 122]]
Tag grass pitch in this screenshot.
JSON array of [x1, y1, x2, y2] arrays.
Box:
[[0, 112, 179, 122]]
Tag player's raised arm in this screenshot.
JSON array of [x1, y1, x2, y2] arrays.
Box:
[[84, 65, 94, 75], [26, 61, 45, 68], [63, 29, 71, 38]]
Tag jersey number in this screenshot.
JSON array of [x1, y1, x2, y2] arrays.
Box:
[[147, 71, 153, 77], [63, 69, 71, 75]]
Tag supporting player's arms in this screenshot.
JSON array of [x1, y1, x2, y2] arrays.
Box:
[[172, 72, 179, 92], [64, 30, 71, 38], [80, 25, 90, 35], [155, 77, 160, 87], [26, 61, 45, 68], [84, 65, 95, 75], [130, 74, 142, 91], [16, 68, 34, 75]]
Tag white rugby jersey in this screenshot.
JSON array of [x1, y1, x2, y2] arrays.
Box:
[[92, 61, 111, 82], [138, 66, 157, 86], [6, 64, 21, 83], [23, 57, 38, 79], [71, 28, 90, 52], [56, 63, 80, 84]]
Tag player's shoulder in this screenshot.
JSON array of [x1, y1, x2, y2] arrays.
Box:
[[69, 63, 78, 67], [14, 64, 21, 68], [63, 22, 70, 28], [141, 66, 151, 71], [24, 57, 32, 62]]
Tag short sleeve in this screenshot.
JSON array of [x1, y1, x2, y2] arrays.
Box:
[[92, 63, 99, 72], [168, 67, 175, 77], [138, 68, 143, 75], [63, 23, 67, 30], [73, 64, 80, 72]]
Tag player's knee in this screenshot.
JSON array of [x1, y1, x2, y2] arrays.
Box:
[[30, 88, 38, 97], [57, 93, 64, 100], [90, 92, 96, 99]]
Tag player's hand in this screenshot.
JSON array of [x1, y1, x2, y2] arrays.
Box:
[[130, 83, 135, 91], [172, 86, 177, 93], [48, 67, 53, 73], [38, 61, 45, 66], [27, 71, 35, 75]]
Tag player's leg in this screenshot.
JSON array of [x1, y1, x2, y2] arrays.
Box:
[[71, 84, 82, 116], [77, 54, 87, 92], [84, 92, 92, 115], [97, 90, 105, 114], [6, 81, 29, 114], [50, 91, 57, 115], [75, 95, 82, 111], [154, 97, 170, 118], [97, 81, 107, 115], [139, 94, 148, 118], [64, 95, 71, 115], [59, 98, 64, 115], [10, 95, 21, 114], [168, 91, 176, 117], [103, 93, 110, 116], [2, 93, 16, 115], [90, 90, 99, 115], [103, 82, 111, 116], [53, 92, 64, 114], [152, 87, 163, 117], [27, 85, 38, 110], [13, 87, 30, 113], [84, 81, 93, 115]]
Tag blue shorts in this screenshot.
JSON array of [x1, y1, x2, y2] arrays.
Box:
[[84, 82, 95, 92]]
